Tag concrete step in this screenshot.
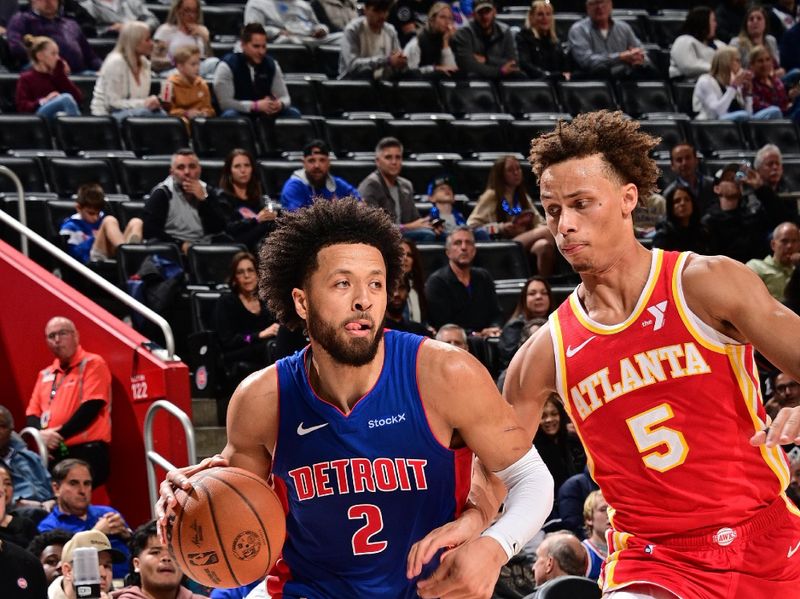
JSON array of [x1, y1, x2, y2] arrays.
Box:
[[195, 426, 227, 460], [191, 398, 219, 428]]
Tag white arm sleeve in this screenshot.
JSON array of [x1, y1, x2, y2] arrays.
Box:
[[480, 445, 554, 561]]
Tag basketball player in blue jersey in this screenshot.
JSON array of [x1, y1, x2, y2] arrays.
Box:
[[156, 198, 555, 598]]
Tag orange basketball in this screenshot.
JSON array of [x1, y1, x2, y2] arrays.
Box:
[[167, 466, 286, 589]]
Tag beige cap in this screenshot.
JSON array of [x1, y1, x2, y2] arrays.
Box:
[[61, 530, 126, 564]]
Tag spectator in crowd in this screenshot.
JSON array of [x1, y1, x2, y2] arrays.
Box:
[[499, 277, 552, 369], [37, 460, 131, 579], [730, 3, 782, 73], [426, 175, 469, 236], [581, 490, 608, 581], [781, 19, 800, 72], [312, 0, 358, 33], [143, 149, 230, 253], [770, 0, 797, 42], [756, 143, 795, 204], [716, 0, 748, 44], [15, 35, 82, 120], [49, 530, 125, 597], [7, 0, 102, 73], [214, 23, 301, 119], [0, 463, 38, 547], [400, 239, 428, 324], [746, 222, 800, 300], [452, 0, 520, 80], [567, 0, 658, 80], [0, 406, 53, 509], [532, 531, 587, 592], [75, 0, 158, 38], [159, 45, 215, 124], [384, 277, 431, 337], [0, 536, 48, 599], [27, 529, 74, 584], [0, 1, 19, 35], [556, 466, 599, 539], [652, 184, 710, 254], [214, 251, 279, 385], [60, 183, 143, 265], [338, 0, 407, 80], [742, 145, 800, 229], [244, 0, 340, 47], [750, 44, 800, 120], [662, 142, 717, 215], [220, 149, 276, 253], [702, 172, 766, 262], [152, 0, 216, 77], [90, 21, 164, 120], [113, 520, 206, 599], [403, 2, 458, 78], [26, 317, 112, 485], [388, 0, 433, 47], [693, 45, 782, 120], [434, 323, 468, 350], [467, 155, 555, 277], [280, 140, 360, 211], [534, 394, 585, 505], [516, 0, 570, 81], [359, 137, 439, 242], [773, 371, 800, 408], [425, 226, 503, 335], [669, 6, 726, 80]]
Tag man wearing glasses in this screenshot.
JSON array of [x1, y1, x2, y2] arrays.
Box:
[[25, 317, 112, 486]]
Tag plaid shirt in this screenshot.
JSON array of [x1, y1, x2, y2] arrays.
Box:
[[752, 75, 788, 113]]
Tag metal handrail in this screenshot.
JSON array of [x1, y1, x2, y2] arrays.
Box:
[[0, 165, 27, 257], [19, 427, 48, 465], [0, 207, 176, 358], [144, 400, 197, 519]]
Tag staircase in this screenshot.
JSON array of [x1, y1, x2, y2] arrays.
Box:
[[192, 398, 227, 460]]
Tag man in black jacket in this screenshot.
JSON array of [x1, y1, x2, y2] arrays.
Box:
[[142, 149, 229, 253]]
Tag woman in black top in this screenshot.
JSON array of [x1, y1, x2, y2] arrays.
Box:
[[0, 464, 37, 548], [220, 149, 276, 252], [214, 251, 279, 383], [652, 184, 710, 254], [515, 0, 570, 81]]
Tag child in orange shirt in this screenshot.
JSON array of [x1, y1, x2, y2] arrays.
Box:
[[160, 45, 215, 123]]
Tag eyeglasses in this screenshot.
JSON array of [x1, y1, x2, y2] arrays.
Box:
[[46, 329, 75, 341], [776, 382, 800, 394]]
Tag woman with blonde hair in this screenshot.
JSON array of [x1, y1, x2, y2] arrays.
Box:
[[750, 45, 800, 120], [692, 45, 781, 120], [515, 0, 569, 80], [15, 35, 82, 120], [152, 0, 217, 76], [403, 2, 458, 77], [90, 21, 164, 120]]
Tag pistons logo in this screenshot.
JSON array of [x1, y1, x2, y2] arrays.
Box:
[[232, 531, 262, 561]]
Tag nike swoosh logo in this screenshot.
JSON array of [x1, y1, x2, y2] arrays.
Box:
[[297, 422, 329, 436], [566, 336, 597, 358], [788, 540, 800, 558]]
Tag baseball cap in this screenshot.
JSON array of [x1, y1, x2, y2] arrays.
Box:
[[428, 174, 454, 194], [61, 530, 126, 565], [302, 139, 330, 157], [474, 0, 495, 11]]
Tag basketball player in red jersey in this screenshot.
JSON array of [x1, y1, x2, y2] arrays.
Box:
[[410, 111, 800, 599]]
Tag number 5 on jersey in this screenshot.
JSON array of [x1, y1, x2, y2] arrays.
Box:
[[349, 504, 388, 555], [626, 403, 689, 472]]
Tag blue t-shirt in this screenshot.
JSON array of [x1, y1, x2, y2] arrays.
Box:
[[59, 212, 104, 264], [280, 172, 360, 212]]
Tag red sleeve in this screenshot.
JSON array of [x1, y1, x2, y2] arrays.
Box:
[[54, 59, 83, 104], [80, 357, 112, 405], [15, 72, 41, 114]]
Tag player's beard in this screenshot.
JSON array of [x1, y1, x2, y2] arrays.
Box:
[[305, 305, 383, 367]]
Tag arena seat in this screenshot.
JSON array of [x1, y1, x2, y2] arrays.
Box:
[[449, 120, 509, 156], [380, 80, 443, 116], [0, 73, 19, 113], [285, 79, 320, 115], [780, 159, 800, 191], [116, 242, 182, 285], [87, 37, 115, 60], [117, 200, 146, 228], [317, 80, 384, 117], [439, 80, 501, 117], [190, 117, 258, 158], [746, 120, 800, 156], [187, 244, 247, 286], [649, 14, 685, 48], [637, 119, 690, 155], [415, 243, 448, 280], [54, 116, 123, 155], [386, 120, 451, 155], [526, 575, 601, 599], [122, 117, 189, 157], [454, 160, 493, 200], [557, 81, 618, 115], [268, 44, 316, 74], [258, 160, 302, 197], [329, 160, 374, 188], [198, 160, 225, 188], [119, 159, 171, 199], [509, 121, 558, 155], [671, 80, 697, 116], [69, 76, 99, 114], [0, 115, 53, 153], [259, 118, 319, 158], [400, 161, 444, 195], [46, 199, 79, 242], [499, 81, 562, 118], [317, 44, 341, 79], [616, 80, 676, 117], [689, 121, 749, 157], [554, 13, 582, 40], [324, 120, 382, 157], [473, 241, 530, 282], [203, 5, 245, 41], [46, 157, 120, 197], [0, 157, 49, 193]]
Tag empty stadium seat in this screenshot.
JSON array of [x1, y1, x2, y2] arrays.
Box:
[[259, 118, 318, 158], [689, 121, 749, 157], [509, 121, 557, 155], [386, 120, 451, 155], [119, 159, 171, 198], [746, 120, 800, 156], [54, 116, 123, 155], [329, 160, 374, 189], [204, 5, 245, 40], [454, 160, 493, 200], [499, 81, 561, 117], [527, 575, 601, 599], [439, 81, 501, 117], [0, 115, 52, 153], [380, 80, 443, 116], [649, 15, 685, 48], [317, 80, 384, 117], [780, 159, 800, 192], [117, 242, 182, 285], [285, 79, 320, 115], [554, 13, 582, 40], [258, 160, 302, 197], [46, 157, 119, 197], [0, 74, 19, 113], [187, 243, 247, 286], [317, 44, 341, 79], [69, 76, 98, 114], [558, 81, 617, 115], [415, 243, 448, 279], [473, 241, 530, 282], [449, 120, 508, 155], [46, 199, 79, 242], [616, 81, 676, 117], [0, 157, 49, 193], [199, 160, 225, 188], [122, 117, 189, 157], [637, 119, 690, 155], [190, 117, 258, 158], [324, 120, 382, 157], [268, 44, 316, 74], [671, 81, 696, 116], [400, 161, 444, 195]]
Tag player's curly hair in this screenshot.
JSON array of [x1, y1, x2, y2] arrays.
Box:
[[529, 110, 661, 199], [259, 198, 404, 331]]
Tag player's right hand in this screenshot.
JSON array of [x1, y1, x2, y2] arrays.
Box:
[[415, 536, 507, 599], [406, 508, 484, 578], [155, 454, 229, 543]]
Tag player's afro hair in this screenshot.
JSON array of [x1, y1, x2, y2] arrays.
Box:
[[259, 198, 404, 331], [529, 110, 661, 199]]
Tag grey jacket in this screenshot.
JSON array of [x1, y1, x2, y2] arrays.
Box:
[[77, 0, 158, 36], [338, 16, 402, 79], [452, 19, 518, 79], [357, 170, 418, 224]]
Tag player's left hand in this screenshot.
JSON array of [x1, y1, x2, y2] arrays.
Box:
[[406, 508, 484, 579], [415, 536, 507, 599], [750, 406, 800, 447]]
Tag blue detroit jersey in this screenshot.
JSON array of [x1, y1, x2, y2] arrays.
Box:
[[270, 330, 471, 598]]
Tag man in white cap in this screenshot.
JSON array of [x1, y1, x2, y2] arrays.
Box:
[[49, 530, 125, 599]]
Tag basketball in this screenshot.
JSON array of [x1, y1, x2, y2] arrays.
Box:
[[167, 466, 286, 589]]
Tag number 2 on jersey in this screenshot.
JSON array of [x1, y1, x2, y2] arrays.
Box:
[[626, 403, 689, 472], [348, 504, 388, 555]]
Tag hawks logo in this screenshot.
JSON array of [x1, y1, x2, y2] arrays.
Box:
[[187, 551, 219, 566]]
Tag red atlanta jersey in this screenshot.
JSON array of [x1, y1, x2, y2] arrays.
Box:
[[549, 249, 790, 541]]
